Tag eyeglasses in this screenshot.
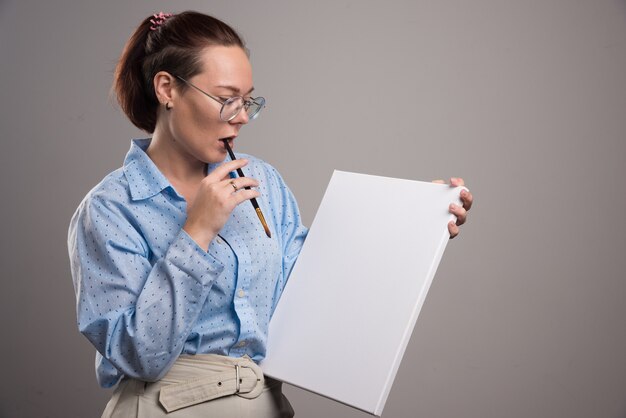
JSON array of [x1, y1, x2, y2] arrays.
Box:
[[175, 75, 265, 122]]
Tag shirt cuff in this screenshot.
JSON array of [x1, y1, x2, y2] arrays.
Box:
[[166, 229, 225, 287]]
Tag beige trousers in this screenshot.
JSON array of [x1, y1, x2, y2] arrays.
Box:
[[101, 355, 294, 418]]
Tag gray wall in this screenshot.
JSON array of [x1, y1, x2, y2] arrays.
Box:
[[1, 1, 625, 417]]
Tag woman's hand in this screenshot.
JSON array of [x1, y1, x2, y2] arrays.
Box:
[[183, 159, 260, 249], [433, 177, 473, 239]]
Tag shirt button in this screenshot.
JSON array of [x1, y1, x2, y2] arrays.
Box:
[[238, 289, 245, 298], [237, 341, 247, 348], [216, 237, 224, 245]]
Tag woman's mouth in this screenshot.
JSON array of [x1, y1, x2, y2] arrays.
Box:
[[220, 136, 235, 149]]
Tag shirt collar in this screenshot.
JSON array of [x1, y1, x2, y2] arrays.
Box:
[[123, 138, 174, 201]]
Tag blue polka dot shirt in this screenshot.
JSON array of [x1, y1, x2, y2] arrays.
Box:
[[68, 139, 308, 388]]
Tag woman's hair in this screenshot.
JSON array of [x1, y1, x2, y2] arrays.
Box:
[[114, 11, 246, 133]]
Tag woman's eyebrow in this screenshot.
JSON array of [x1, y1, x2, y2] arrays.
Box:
[[216, 85, 255, 95]]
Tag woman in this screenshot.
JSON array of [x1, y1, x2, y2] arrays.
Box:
[[68, 10, 473, 417]]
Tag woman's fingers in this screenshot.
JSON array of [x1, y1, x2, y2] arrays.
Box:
[[184, 160, 263, 249], [223, 176, 259, 192], [460, 189, 473, 211], [449, 177, 473, 210], [435, 177, 473, 211], [449, 177, 465, 187], [448, 221, 460, 238], [232, 189, 261, 206], [206, 158, 250, 182], [449, 203, 467, 225], [432, 177, 473, 239]]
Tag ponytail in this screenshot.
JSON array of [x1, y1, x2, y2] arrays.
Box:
[[114, 17, 155, 133]]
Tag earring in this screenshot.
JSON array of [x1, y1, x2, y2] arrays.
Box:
[[165, 102, 172, 110]]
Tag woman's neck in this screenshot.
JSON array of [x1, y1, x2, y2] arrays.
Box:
[[146, 129, 206, 185]]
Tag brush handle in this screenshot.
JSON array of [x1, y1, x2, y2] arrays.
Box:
[[222, 140, 271, 237]]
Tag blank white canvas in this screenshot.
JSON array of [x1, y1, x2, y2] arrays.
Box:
[[261, 170, 465, 416]]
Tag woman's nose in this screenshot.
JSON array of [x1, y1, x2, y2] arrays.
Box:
[[230, 107, 249, 125]]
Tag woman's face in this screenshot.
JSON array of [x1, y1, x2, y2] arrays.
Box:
[[168, 45, 254, 164]]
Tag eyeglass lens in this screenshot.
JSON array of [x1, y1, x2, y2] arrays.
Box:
[[221, 97, 265, 121]]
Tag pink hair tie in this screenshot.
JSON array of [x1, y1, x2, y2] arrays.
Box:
[[149, 12, 173, 31]]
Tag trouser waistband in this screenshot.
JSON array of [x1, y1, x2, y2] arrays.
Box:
[[156, 354, 265, 413]]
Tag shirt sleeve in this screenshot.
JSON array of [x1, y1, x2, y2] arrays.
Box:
[[68, 195, 224, 386], [265, 165, 309, 301]]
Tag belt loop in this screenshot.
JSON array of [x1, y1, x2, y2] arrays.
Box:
[[235, 365, 241, 394]]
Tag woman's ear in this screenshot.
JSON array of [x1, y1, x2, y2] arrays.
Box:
[[153, 71, 175, 107]]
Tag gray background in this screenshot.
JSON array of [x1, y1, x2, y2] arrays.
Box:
[[1, 0, 625, 417]]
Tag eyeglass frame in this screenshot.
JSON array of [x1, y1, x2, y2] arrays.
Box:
[[174, 75, 265, 122]]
